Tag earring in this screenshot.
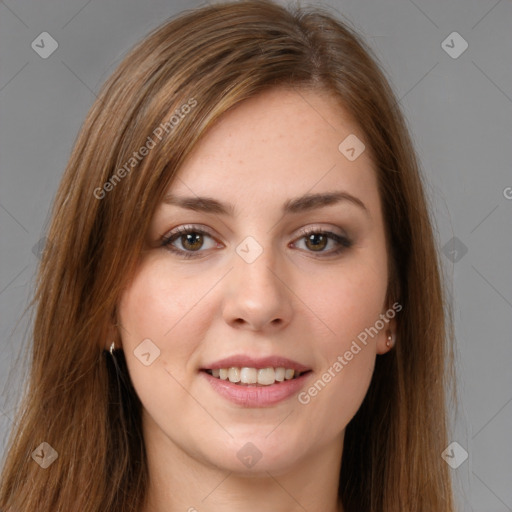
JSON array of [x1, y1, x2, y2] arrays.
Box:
[[109, 341, 116, 355], [386, 332, 394, 348]]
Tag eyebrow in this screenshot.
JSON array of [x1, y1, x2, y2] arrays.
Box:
[[162, 191, 369, 217]]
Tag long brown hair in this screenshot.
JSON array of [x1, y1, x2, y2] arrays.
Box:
[[0, 1, 455, 510]]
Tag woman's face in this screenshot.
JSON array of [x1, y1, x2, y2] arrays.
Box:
[[117, 87, 394, 475]]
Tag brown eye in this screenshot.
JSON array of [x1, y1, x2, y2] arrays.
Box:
[[162, 225, 220, 259], [304, 233, 329, 252], [180, 232, 204, 251], [293, 228, 352, 257]]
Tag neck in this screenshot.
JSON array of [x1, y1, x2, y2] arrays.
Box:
[[140, 413, 344, 512]]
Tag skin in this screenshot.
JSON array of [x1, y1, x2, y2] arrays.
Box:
[[112, 86, 396, 512]]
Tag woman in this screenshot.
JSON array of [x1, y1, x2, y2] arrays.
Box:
[[0, 1, 455, 511]]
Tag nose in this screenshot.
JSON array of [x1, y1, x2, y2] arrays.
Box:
[[221, 243, 293, 332]]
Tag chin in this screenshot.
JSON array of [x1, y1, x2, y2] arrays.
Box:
[[201, 434, 306, 475]]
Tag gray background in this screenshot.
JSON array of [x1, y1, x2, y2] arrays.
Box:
[[1, 0, 511, 510]]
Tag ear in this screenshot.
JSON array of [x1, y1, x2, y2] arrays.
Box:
[[100, 311, 122, 351], [376, 315, 397, 355]]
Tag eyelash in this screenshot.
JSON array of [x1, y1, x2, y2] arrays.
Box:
[[161, 225, 353, 260]]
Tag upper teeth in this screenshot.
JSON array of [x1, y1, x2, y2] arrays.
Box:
[[210, 367, 297, 386]]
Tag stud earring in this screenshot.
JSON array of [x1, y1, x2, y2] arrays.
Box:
[[386, 332, 394, 348]]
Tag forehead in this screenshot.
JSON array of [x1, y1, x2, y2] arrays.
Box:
[[167, 87, 380, 215]]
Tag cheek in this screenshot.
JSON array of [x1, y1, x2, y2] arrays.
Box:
[[116, 257, 208, 385], [318, 249, 388, 349], [118, 256, 208, 346], [297, 247, 387, 422], [116, 259, 204, 420]]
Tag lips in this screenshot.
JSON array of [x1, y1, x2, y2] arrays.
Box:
[[202, 355, 311, 373], [205, 366, 306, 386], [200, 355, 312, 407]]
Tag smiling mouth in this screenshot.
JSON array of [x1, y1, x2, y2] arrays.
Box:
[[202, 367, 311, 386]]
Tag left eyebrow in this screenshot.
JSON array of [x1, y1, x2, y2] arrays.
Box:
[[161, 190, 369, 217], [283, 191, 369, 216]]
